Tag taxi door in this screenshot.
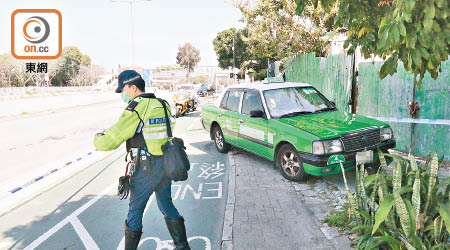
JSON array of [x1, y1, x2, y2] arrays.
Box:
[[219, 89, 243, 146], [237, 90, 271, 157]]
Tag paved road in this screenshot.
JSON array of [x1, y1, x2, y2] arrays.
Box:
[[0, 105, 228, 249], [0, 96, 123, 195], [0, 90, 177, 197]]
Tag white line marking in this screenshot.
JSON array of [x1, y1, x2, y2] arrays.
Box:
[[0, 241, 12, 248], [116, 194, 154, 250], [187, 117, 201, 131], [23, 184, 116, 250], [138, 236, 211, 250], [70, 217, 100, 250]]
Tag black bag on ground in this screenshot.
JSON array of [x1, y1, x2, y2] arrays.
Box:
[[157, 99, 190, 181]]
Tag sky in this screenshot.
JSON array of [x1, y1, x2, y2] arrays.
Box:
[[0, 0, 244, 72]]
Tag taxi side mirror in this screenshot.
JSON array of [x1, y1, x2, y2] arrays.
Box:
[[250, 110, 265, 118]]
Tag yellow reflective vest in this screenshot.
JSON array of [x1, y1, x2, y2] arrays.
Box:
[[94, 95, 175, 156]]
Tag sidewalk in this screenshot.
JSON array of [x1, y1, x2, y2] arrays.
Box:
[[225, 149, 352, 250]]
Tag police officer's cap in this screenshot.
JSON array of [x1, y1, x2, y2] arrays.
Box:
[[115, 70, 145, 93]]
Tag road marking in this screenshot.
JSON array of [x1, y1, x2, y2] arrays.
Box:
[[138, 236, 211, 250], [181, 184, 203, 200], [187, 117, 201, 131], [0, 241, 12, 248], [71, 217, 100, 250], [23, 184, 116, 250], [172, 182, 223, 200], [116, 194, 155, 250], [197, 162, 225, 180]]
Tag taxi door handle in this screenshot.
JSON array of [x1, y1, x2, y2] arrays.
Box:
[[217, 114, 222, 118], [238, 119, 244, 124]]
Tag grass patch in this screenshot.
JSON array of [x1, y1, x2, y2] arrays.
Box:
[[323, 203, 353, 232]]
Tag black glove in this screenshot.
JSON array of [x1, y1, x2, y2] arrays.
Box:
[[96, 130, 106, 136], [118, 175, 130, 200]]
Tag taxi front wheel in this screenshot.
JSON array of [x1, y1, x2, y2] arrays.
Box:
[[213, 125, 230, 153], [276, 144, 307, 181]]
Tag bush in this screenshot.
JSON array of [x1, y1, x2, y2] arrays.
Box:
[[324, 202, 353, 232], [339, 151, 450, 249]]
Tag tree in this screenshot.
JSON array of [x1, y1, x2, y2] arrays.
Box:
[[52, 46, 83, 86], [0, 54, 16, 87], [176, 43, 201, 79], [80, 54, 91, 66], [233, 0, 335, 62], [295, 0, 450, 86], [213, 28, 252, 70]]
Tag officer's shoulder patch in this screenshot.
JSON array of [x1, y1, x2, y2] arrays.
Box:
[[126, 101, 139, 111]]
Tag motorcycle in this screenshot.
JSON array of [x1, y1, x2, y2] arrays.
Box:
[[187, 97, 198, 112], [173, 95, 190, 118], [173, 93, 199, 118]]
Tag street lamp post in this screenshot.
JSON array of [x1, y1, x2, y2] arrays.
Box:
[[111, 0, 152, 70], [232, 34, 236, 84]]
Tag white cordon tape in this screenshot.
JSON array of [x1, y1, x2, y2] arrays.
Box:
[[369, 116, 450, 126]]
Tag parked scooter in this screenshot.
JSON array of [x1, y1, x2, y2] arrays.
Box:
[[187, 97, 198, 112], [173, 92, 199, 118]]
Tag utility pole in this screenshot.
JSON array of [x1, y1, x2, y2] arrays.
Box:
[[187, 53, 190, 83], [232, 33, 236, 84], [111, 0, 152, 70]]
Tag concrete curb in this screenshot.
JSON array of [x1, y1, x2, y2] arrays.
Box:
[[221, 151, 236, 250], [2, 150, 98, 197]]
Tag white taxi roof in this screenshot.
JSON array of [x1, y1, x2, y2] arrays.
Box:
[[224, 82, 312, 92]]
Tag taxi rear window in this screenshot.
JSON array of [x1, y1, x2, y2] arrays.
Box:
[[221, 90, 241, 112]]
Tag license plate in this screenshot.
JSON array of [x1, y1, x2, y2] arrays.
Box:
[[356, 150, 373, 164]]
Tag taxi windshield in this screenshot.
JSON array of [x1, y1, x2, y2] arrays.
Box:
[[263, 87, 335, 118]]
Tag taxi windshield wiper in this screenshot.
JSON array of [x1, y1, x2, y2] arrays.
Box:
[[313, 107, 336, 113], [279, 111, 313, 118]]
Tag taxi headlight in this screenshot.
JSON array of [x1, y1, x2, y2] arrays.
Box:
[[380, 127, 393, 141], [313, 139, 343, 155]]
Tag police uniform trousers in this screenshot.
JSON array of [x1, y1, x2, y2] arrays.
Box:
[[126, 155, 181, 231]]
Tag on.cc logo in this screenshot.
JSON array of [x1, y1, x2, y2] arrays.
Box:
[[23, 16, 50, 44], [11, 9, 62, 60]]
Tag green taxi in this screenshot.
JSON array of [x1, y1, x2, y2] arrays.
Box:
[[201, 82, 396, 181]]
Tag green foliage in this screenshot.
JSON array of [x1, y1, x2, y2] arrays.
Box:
[[233, 0, 335, 61], [295, 0, 450, 87], [213, 28, 253, 70], [176, 43, 201, 76], [53, 46, 90, 86], [340, 150, 449, 249], [323, 203, 354, 232], [254, 69, 267, 81]]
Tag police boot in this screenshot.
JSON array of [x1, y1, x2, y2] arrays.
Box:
[[124, 221, 142, 250], [164, 217, 191, 250]]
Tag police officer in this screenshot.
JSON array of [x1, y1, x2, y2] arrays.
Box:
[[94, 70, 190, 250]]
